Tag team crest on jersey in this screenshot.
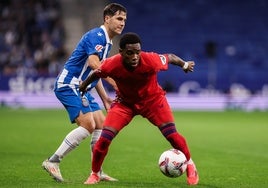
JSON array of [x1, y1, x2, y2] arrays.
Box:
[[159, 55, 167, 65], [95, 45, 103, 52]]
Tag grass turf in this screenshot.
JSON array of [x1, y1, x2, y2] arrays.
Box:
[[0, 108, 267, 188]]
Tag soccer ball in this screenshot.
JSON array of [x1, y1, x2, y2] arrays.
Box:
[[158, 149, 187, 178]]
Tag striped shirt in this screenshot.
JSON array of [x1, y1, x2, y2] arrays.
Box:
[[55, 25, 112, 90]]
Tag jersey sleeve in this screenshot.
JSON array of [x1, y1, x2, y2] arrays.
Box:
[[96, 57, 113, 78], [157, 54, 169, 71], [82, 34, 97, 55], [95, 62, 108, 78], [83, 31, 105, 59], [144, 52, 169, 71], [98, 54, 121, 78]]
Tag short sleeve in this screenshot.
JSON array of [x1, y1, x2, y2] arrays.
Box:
[[143, 52, 169, 71]]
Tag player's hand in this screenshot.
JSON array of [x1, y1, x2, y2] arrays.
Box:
[[79, 81, 87, 96], [183, 61, 195, 73]]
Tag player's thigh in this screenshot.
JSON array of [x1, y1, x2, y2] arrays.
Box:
[[93, 110, 105, 129], [75, 111, 95, 133], [104, 102, 134, 131], [145, 96, 174, 126], [55, 87, 91, 123], [88, 95, 104, 129]]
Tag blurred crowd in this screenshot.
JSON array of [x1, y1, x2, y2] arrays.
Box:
[[0, 0, 66, 77]]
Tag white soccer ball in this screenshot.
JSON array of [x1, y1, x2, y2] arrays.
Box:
[[158, 149, 187, 178]]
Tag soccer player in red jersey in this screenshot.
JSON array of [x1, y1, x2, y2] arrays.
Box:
[[80, 32, 199, 185]]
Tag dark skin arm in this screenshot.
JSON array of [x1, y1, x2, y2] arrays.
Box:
[[79, 69, 101, 95], [80, 53, 194, 95], [167, 54, 195, 73]]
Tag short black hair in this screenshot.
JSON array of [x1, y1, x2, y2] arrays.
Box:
[[103, 3, 127, 19], [119, 32, 141, 49]]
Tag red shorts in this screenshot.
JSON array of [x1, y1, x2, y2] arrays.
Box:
[[104, 94, 174, 131]]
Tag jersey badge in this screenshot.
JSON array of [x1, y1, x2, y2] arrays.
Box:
[[95, 45, 104, 52], [159, 55, 167, 65]]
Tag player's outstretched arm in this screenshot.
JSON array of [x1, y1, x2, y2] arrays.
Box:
[[79, 70, 101, 95], [167, 54, 195, 73]]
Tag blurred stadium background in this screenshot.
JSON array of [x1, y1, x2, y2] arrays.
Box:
[[0, 0, 267, 111]]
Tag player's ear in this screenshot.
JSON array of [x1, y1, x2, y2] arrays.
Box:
[[119, 48, 123, 53], [104, 15, 110, 24]]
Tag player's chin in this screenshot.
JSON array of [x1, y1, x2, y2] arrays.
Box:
[[115, 29, 124, 35]]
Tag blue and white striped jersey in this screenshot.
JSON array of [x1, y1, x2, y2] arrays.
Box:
[[55, 25, 112, 90]]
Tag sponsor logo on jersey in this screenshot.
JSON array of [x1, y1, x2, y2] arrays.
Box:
[[95, 45, 103, 52], [159, 55, 167, 65]]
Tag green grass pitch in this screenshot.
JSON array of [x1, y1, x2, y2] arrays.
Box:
[[0, 108, 267, 188]]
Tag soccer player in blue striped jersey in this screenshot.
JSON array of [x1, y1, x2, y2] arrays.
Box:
[[42, 3, 127, 182]]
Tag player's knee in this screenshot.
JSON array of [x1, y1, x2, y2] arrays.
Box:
[[82, 122, 95, 133], [76, 112, 96, 133], [94, 115, 105, 129], [95, 129, 115, 151]]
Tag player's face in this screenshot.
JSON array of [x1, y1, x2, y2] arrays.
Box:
[[105, 11, 127, 38], [120, 43, 141, 70]]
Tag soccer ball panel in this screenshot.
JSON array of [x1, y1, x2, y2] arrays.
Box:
[[158, 149, 187, 178]]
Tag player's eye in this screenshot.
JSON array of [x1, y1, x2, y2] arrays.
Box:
[[126, 50, 140, 56], [135, 50, 141, 55], [126, 50, 134, 55]]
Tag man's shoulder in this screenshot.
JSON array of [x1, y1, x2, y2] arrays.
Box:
[[140, 51, 161, 62], [141, 51, 158, 58], [88, 27, 104, 35], [83, 27, 105, 42], [105, 54, 121, 64]]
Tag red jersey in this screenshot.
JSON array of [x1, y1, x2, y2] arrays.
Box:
[[98, 52, 169, 104]]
